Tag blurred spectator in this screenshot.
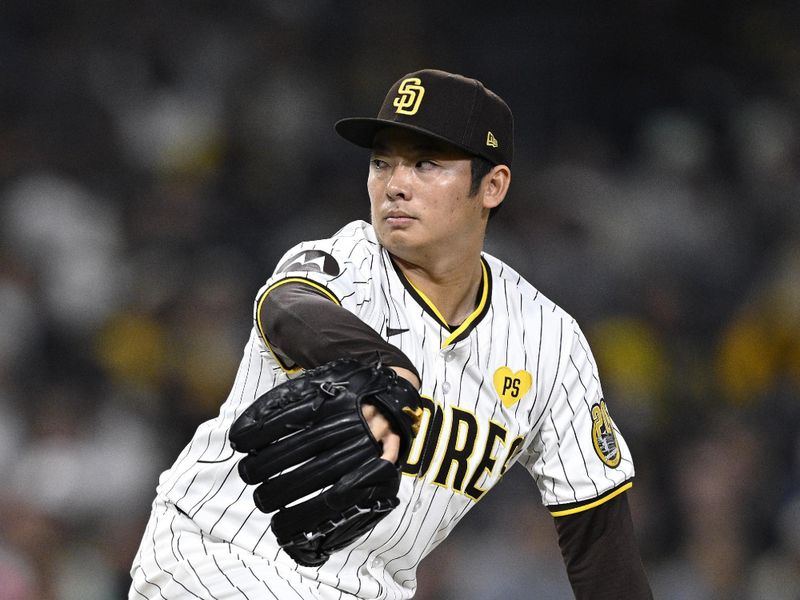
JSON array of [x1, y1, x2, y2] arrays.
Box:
[[747, 494, 800, 600]]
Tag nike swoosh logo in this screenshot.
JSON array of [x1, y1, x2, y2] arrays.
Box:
[[386, 327, 409, 337]]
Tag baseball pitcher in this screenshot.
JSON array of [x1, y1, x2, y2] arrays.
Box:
[[129, 69, 652, 600]]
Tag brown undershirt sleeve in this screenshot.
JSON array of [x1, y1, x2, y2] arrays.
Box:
[[553, 492, 652, 599], [259, 281, 419, 379]]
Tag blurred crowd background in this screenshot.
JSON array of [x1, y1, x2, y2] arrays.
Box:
[[1, 1, 799, 598]]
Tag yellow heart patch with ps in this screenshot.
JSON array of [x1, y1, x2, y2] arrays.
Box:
[[493, 367, 533, 407]]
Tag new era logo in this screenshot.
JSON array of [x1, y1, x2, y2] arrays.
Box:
[[486, 131, 498, 148]]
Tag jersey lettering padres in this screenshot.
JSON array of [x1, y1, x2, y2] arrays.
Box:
[[154, 220, 634, 599]]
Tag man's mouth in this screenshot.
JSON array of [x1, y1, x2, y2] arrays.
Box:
[[385, 212, 415, 226]]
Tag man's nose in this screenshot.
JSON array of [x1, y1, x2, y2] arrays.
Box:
[[385, 165, 413, 200]]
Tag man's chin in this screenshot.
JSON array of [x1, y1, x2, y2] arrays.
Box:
[[376, 229, 418, 258]]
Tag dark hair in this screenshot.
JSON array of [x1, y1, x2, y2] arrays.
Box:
[[469, 156, 502, 219]]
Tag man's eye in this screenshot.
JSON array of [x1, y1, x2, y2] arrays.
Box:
[[417, 160, 436, 169], [371, 159, 387, 169]]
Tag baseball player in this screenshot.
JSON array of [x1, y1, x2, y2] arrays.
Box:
[[129, 69, 652, 599]]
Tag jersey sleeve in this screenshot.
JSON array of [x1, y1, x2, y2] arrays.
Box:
[[251, 223, 383, 370], [519, 324, 635, 516], [264, 228, 376, 312], [257, 282, 419, 376]]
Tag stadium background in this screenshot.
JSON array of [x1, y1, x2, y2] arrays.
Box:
[[1, 1, 799, 598]]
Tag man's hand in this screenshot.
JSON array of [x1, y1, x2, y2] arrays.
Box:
[[362, 366, 421, 463], [362, 404, 401, 463]]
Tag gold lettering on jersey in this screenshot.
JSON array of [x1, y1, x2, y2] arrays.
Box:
[[402, 406, 424, 435], [591, 400, 621, 467], [486, 131, 498, 148], [493, 367, 532, 407], [432, 407, 478, 491], [402, 396, 442, 478], [393, 77, 425, 115], [464, 420, 508, 501], [402, 403, 523, 502], [500, 435, 525, 475]]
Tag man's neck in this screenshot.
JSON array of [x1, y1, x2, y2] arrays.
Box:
[[392, 254, 484, 326]]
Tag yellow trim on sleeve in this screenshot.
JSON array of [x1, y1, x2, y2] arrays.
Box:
[[548, 482, 633, 517], [256, 277, 341, 374]]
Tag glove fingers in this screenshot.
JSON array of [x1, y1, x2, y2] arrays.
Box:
[[238, 414, 364, 484], [271, 457, 401, 565], [326, 458, 401, 510], [230, 391, 355, 452], [229, 395, 323, 451], [274, 501, 396, 563], [317, 502, 397, 554], [253, 439, 377, 513]]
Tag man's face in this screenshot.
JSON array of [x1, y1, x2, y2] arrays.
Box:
[[368, 127, 485, 265]]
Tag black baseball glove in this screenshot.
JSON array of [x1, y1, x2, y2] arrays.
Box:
[[228, 358, 422, 567]]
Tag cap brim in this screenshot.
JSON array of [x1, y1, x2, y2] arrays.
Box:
[[335, 117, 492, 162]]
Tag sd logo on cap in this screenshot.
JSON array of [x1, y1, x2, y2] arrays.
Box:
[[335, 69, 514, 167]]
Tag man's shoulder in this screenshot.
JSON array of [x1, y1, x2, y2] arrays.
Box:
[[277, 221, 380, 267], [330, 220, 379, 246], [483, 252, 574, 323], [286, 220, 378, 249]]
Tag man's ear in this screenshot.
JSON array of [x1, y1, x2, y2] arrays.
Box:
[[482, 165, 511, 210]]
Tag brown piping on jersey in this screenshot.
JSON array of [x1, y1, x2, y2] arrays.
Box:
[[388, 255, 493, 347]]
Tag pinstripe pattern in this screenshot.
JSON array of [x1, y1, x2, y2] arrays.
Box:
[[129, 499, 343, 599], [131, 221, 634, 599]]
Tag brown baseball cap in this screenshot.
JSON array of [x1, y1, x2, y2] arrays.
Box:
[[335, 69, 514, 166]]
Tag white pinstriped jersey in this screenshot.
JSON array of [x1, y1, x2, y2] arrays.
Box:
[[155, 220, 635, 600]]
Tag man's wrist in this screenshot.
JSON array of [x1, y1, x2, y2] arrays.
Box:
[[390, 366, 421, 390]]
